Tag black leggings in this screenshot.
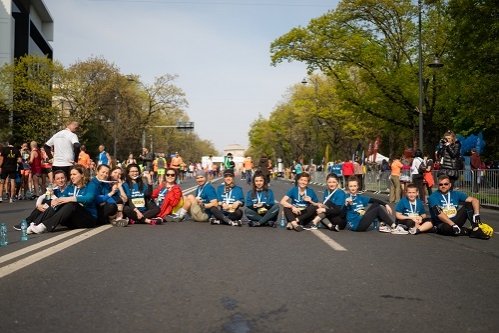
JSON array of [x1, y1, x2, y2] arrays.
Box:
[[123, 201, 160, 223], [244, 204, 280, 225], [436, 202, 472, 236], [210, 207, 244, 223], [38, 202, 97, 232], [412, 174, 425, 202], [354, 202, 393, 231], [283, 205, 316, 225], [97, 203, 118, 225], [396, 217, 432, 229], [25, 198, 52, 223], [317, 201, 347, 230]]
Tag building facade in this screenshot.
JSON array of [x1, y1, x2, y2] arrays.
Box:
[[0, 0, 54, 67]]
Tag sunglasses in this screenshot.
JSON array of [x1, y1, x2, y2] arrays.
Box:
[[166, 173, 176, 177], [438, 183, 450, 186]]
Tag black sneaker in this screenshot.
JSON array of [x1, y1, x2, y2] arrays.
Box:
[[13, 223, 22, 231], [248, 221, 260, 227], [267, 220, 276, 228], [303, 224, 318, 230], [469, 227, 490, 240]]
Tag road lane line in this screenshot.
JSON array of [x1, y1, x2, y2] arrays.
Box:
[[0, 225, 112, 279], [0, 229, 85, 265], [311, 230, 348, 251]]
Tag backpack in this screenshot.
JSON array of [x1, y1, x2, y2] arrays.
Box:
[[417, 158, 426, 174]]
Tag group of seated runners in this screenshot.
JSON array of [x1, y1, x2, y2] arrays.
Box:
[[15, 165, 491, 240]]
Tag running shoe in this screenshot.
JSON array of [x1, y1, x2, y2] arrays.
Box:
[[391, 225, 409, 235], [111, 218, 129, 227], [150, 217, 163, 225], [469, 227, 490, 240], [378, 223, 392, 233], [303, 224, 318, 230], [231, 220, 242, 227], [13, 223, 22, 231], [31, 223, 47, 234], [409, 227, 419, 235], [210, 218, 220, 225]]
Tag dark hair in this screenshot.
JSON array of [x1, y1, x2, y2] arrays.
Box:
[[70, 165, 90, 187], [437, 174, 450, 183], [326, 173, 340, 182], [125, 163, 145, 191], [347, 176, 359, 185], [251, 171, 269, 199], [165, 167, 177, 181], [53, 170, 66, 179], [406, 183, 418, 191], [96, 164, 111, 171], [297, 172, 311, 181], [414, 149, 423, 158]]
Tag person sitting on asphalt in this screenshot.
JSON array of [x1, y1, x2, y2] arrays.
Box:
[[428, 174, 489, 239], [245, 171, 279, 227], [151, 167, 185, 222], [279, 172, 320, 232], [29, 165, 99, 234], [109, 166, 129, 224], [344, 176, 396, 232], [210, 169, 245, 226], [395, 183, 434, 235], [180, 171, 218, 222], [91, 164, 126, 227], [14, 170, 67, 231], [306, 173, 347, 231], [122, 164, 162, 225]]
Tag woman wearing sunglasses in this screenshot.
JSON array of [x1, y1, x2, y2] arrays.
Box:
[[151, 168, 185, 222]]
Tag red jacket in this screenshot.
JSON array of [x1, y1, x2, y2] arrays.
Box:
[[151, 183, 183, 217], [342, 161, 355, 177]]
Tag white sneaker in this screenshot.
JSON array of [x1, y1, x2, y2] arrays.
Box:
[[27, 222, 36, 234], [378, 224, 392, 233], [409, 227, 418, 235], [31, 223, 48, 234], [391, 225, 409, 235]]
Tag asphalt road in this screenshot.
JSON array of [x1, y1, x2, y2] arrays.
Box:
[[1, 176, 498, 333]]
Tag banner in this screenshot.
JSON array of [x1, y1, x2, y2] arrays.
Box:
[[367, 141, 373, 162], [372, 137, 380, 163]]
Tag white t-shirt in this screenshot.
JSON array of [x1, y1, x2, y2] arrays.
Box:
[[45, 129, 79, 167]]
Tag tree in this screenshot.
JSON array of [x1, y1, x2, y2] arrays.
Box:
[[0, 55, 63, 143], [270, 0, 450, 153]]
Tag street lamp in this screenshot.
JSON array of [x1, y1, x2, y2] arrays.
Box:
[[417, 0, 444, 152], [301, 77, 319, 167]]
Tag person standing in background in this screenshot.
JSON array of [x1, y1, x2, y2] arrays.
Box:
[[436, 130, 462, 189], [97, 145, 111, 166], [389, 156, 404, 203], [78, 145, 91, 170], [44, 121, 80, 179], [0, 138, 22, 203], [470, 148, 482, 193], [342, 158, 354, 188]]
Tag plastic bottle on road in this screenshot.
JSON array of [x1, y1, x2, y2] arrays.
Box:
[[280, 211, 286, 228], [372, 218, 378, 231], [1, 223, 8, 246], [20, 220, 28, 242]]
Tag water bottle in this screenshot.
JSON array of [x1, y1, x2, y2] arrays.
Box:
[[280, 211, 286, 228], [0, 223, 8, 246], [45, 183, 53, 200], [21, 220, 28, 242], [372, 218, 379, 231]]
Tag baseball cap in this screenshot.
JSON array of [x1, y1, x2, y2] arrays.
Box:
[[223, 169, 234, 177]]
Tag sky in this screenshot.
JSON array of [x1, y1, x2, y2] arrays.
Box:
[[43, 0, 338, 154]]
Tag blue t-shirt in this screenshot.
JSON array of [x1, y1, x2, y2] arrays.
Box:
[[322, 188, 346, 207], [98, 151, 109, 165], [345, 194, 371, 230], [91, 177, 117, 205], [395, 197, 426, 217], [285, 187, 318, 210], [123, 182, 149, 212], [428, 190, 468, 224], [61, 182, 98, 218], [245, 189, 275, 207], [195, 182, 218, 215], [216, 185, 245, 214], [295, 164, 303, 175], [331, 164, 343, 176]]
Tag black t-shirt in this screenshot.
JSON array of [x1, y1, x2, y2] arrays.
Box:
[[1, 146, 21, 171]]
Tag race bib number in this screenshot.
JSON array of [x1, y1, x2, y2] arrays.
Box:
[[407, 213, 419, 217], [132, 197, 145, 208], [442, 205, 457, 218], [356, 209, 365, 216]]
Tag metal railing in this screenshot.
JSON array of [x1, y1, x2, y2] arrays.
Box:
[[306, 169, 499, 208]]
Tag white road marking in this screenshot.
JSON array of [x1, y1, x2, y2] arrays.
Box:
[[311, 230, 348, 251], [0, 225, 112, 279], [0, 229, 85, 265]]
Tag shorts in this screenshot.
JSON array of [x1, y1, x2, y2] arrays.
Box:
[[42, 168, 53, 175], [21, 169, 30, 176], [189, 203, 209, 222], [1, 169, 17, 180], [157, 169, 165, 175]]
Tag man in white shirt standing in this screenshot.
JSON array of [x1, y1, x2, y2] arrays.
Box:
[[44, 121, 80, 179]]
